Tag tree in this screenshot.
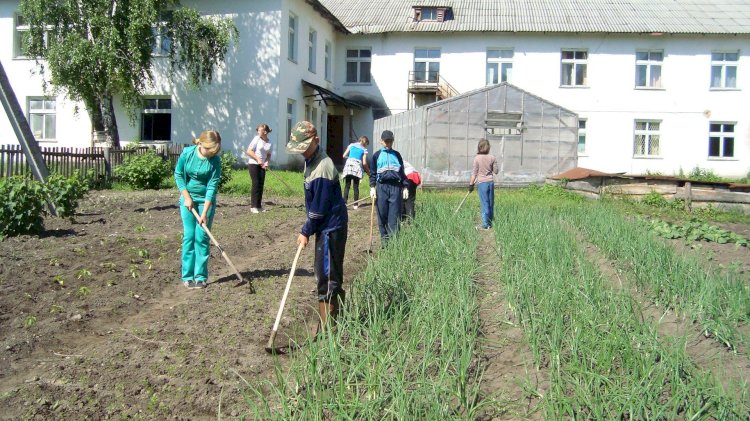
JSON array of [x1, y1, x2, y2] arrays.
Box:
[[19, 0, 238, 148]]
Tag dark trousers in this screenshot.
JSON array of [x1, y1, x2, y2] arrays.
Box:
[[343, 175, 360, 202], [376, 183, 403, 246], [248, 164, 266, 209], [400, 181, 417, 222], [314, 226, 347, 302]]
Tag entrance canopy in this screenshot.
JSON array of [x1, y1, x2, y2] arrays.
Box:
[[302, 80, 362, 109]]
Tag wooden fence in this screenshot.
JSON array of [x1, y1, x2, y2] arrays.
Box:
[[0, 144, 186, 180]]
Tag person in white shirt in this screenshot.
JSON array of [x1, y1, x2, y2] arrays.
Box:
[[245, 123, 272, 213]]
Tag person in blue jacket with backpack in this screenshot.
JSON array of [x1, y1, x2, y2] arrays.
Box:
[[369, 130, 408, 247]]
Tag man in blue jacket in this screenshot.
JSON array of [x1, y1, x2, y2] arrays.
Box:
[[369, 130, 409, 247], [287, 121, 348, 333]]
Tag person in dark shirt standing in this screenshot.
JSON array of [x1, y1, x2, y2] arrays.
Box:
[[369, 130, 408, 247], [287, 121, 348, 333]]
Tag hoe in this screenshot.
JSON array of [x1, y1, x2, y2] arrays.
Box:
[[191, 209, 254, 292], [265, 243, 304, 354]]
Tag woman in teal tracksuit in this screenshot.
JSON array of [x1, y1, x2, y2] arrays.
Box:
[[174, 130, 222, 289]]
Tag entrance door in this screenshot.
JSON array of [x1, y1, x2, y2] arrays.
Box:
[[327, 115, 344, 167]]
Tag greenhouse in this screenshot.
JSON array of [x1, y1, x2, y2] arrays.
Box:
[[374, 83, 579, 186]]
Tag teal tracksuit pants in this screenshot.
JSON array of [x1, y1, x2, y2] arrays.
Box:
[[180, 202, 216, 282]]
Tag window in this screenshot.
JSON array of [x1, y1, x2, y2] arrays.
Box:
[[413, 7, 451, 22], [346, 48, 371, 83], [304, 103, 311, 122], [287, 99, 296, 142], [486, 49, 513, 84], [635, 50, 663, 88], [633, 120, 660, 157], [414, 48, 440, 83], [14, 14, 30, 57], [28, 98, 56, 142], [151, 11, 173, 56], [288, 14, 298, 62], [324, 41, 332, 81], [577, 119, 587, 154], [141, 98, 172, 142], [710, 51, 738, 89], [308, 29, 317, 73], [14, 14, 48, 58], [708, 122, 735, 158], [311, 107, 318, 129], [561, 49, 588, 86]]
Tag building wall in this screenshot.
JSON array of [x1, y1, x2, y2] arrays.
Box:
[[0, 0, 357, 169], [335, 32, 749, 177]]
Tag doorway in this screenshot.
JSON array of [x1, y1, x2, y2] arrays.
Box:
[[327, 115, 344, 167]]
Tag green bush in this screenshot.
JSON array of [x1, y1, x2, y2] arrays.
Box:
[[218, 151, 237, 192], [114, 151, 171, 190], [688, 166, 723, 182], [46, 171, 89, 219], [641, 190, 669, 207], [0, 177, 47, 240]]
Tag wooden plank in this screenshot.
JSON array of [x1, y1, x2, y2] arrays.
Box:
[[603, 183, 677, 195], [565, 180, 601, 194], [675, 188, 750, 204]]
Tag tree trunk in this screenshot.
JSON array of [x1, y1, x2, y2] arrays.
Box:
[[101, 95, 120, 148], [85, 98, 105, 144]]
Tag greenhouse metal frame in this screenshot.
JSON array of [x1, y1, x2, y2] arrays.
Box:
[[373, 82, 578, 186]]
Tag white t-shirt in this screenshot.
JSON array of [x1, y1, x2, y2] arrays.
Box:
[[247, 136, 272, 165]]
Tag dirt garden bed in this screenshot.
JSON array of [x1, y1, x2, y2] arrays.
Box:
[[0, 189, 374, 419]]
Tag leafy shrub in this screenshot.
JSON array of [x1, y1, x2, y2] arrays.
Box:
[[46, 171, 89, 218], [0, 176, 46, 240], [688, 166, 723, 183], [114, 151, 171, 190], [218, 151, 237, 192], [641, 190, 686, 211], [641, 190, 668, 208]]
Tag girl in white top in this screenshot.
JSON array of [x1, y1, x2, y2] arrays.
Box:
[[245, 123, 272, 213], [342, 136, 370, 209]]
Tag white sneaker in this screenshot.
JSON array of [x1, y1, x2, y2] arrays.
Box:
[[250, 207, 259, 214], [353, 205, 359, 210]]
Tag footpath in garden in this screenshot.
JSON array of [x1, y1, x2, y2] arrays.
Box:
[[473, 227, 546, 420]]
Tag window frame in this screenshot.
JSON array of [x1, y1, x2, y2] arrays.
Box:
[[27, 97, 57, 142], [140, 97, 172, 143], [345, 48, 372, 84], [151, 10, 174, 57], [560, 49, 588, 87], [486, 48, 513, 85], [635, 49, 663, 89], [414, 48, 441, 83], [710, 51, 738, 90], [14, 13, 50, 59], [633, 119, 661, 158], [708, 122, 736, 159], [288, 13, 298, 63], [308, 28, 317, 73], [287, 99, 297, 143], [577, 118, 587, 155], [324, 41, 332, 81]]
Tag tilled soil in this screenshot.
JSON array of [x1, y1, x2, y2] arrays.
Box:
[[0, 189, 374, 419]]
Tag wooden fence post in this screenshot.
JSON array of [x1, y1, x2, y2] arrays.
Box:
[[685, 181, 692, 212], [103, 147, 112, 180]]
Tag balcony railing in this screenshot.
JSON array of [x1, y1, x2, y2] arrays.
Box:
[[408, 71, 459, 100]]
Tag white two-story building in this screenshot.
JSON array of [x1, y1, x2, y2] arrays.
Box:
[[1, 0, 748, 177]]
